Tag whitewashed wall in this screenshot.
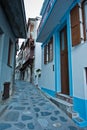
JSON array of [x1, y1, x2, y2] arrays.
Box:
[[39, 47, 55, 91], [34, 43, 42, 71], [72, 41, 87, 99], [32, 18, 42, 85]]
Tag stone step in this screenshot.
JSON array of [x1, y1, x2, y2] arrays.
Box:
[[56, 93, 73, 104], [40, 90, 79, 119], [55, 93, 79, 118], [50, 97, 79, 119], [67, 108, 79, 119], [50, 97, 73, 111]]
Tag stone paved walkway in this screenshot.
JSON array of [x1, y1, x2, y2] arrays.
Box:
[[0, 81, 86, 130]]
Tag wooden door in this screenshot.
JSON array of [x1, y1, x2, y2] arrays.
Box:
[[60, 26, 69, 95]]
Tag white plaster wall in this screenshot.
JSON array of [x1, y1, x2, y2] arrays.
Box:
[[27, 67, 31, 82], [0, 5, 16, 95], [72, 42, 87, 99], [24, 67, 31, 82], [34, 43, 42, 71], [39, 48, 55, 91], [34, 42, 42, 85], [32, 19, 42, 85], [34, 20, 42, 71]]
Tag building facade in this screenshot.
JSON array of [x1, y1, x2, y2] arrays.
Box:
[[15, 48, 23, 80], [0, 0, 26, 100], [16, 17, 42, 84], [19, 38, 35, 82], [37, 0, 87, 127]]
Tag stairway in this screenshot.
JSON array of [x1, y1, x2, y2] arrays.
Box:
[[49, 93, 79, 119], [40, 89, 87, 127]]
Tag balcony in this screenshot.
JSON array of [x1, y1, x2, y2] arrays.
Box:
[[37, 0, 76, 42], [20, 47, 34, 71], [22, 47, 34, 65]]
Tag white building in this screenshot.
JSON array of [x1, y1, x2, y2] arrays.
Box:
[[29, 17, 42, 86], [15, 50, 23, 80], [37, 0, 87, 127], [17, 17, 42, 85]]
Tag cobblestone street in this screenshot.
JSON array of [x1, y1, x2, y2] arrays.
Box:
[[0, 81, 86, 130]]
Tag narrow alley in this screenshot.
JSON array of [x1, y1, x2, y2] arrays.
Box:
[[0, 81, 86, 130], [1, 0, 87, 129]]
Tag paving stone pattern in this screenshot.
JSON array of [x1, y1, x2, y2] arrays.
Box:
[[0, 81, 86, 130]]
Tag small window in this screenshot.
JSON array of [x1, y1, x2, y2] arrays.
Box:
[[48, 37, 53, 62], [44, 45, 48, 64], [44, 37, 53, 64], [84, 67, 87, 85], [7, 40, 13, 67], [70, 4, 81, 46]]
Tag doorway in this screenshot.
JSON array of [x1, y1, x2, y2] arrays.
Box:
[[60, 26, 69, 95]]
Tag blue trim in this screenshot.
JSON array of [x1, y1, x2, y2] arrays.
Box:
[[37, 0, 57, 41], [73, 97, 87, 120], [38, 0, 80, 44], [53, 0, 80, 96], [67, 14, 73, 96], [54, 15, 73, 95], [54, 32, 61, 92], [41, 0, 80, 47], [40, 0, 49, 15], [70, 0, 81, 11], [73, 118, 87, 128], [41, 28, 55, 48], [41, 35, 52, 47], [73, 97, 87, 127], [41, 87, 56, 97], [41, 0, 81, 94]]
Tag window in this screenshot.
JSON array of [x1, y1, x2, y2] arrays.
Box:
[[48, 37, 53, 62], [71, 2, 87, 46], [44, 45, 48, 64], [70, 4, 81, 46], [44, 37, 53, 64], [8, 40, 13, 67], [84, 67, 87, 85]]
